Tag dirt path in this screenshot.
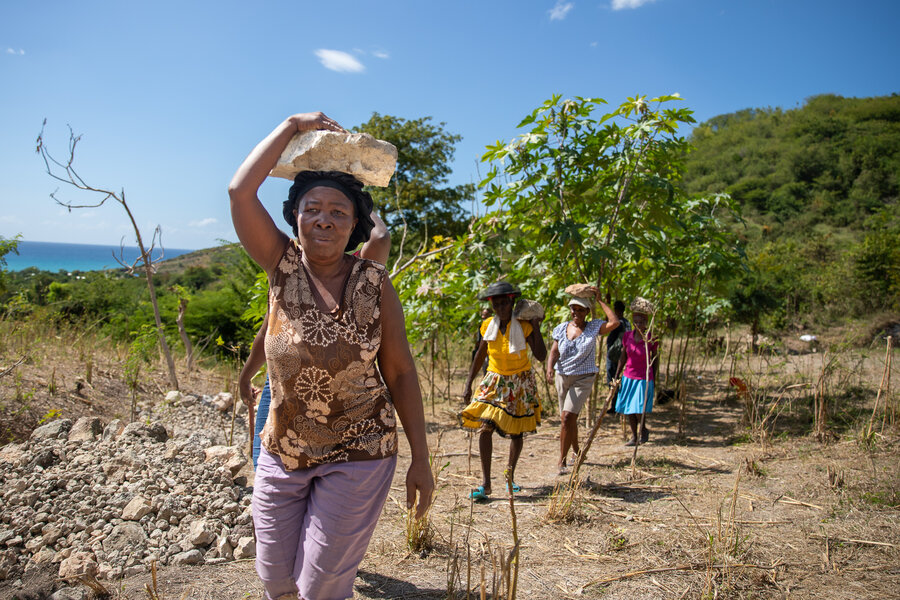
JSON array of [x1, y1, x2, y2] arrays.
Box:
[[46, 375, 894, 600]]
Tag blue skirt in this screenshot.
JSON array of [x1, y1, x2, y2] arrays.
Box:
[[615, 376, 655, 415]]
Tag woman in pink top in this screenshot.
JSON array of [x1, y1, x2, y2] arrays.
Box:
[[613, 297, 659, 446]]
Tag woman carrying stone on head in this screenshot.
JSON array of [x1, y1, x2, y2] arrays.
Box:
[[613, 297, 659, 446], [459, 282, 546, 501], [545, 287, 619, 474], [229, 112, 433, 600], [239, 211, 391, 469]]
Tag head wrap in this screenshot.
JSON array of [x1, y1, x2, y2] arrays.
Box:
[[568, 296, 592, 310], [282, 171, 375, 252]]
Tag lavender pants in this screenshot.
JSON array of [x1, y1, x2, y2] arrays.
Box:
[[252, 447, 397, 600]]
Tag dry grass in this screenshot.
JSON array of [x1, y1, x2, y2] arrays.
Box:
[[2, 323, 899, 599]]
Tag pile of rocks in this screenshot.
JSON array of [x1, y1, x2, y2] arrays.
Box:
[[0, 391, 257, 589]]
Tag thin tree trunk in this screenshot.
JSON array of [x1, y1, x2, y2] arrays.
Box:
[[176, 298, 194, 372]]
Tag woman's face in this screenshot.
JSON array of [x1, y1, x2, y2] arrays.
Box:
[[569, 304, 589, 324], [294, 187, 357, 259], [632, 311, 649, 332], [489, 295, 514, 321]]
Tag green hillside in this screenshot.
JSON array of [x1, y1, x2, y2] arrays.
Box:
[[683, 94, 900, 331]]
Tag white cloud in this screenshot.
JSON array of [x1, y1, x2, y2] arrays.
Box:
[[6, 48, 25, 55], [373, 50, 390, 59], [190, 218, 217, 228], [611, 0, 656, 10], [314, 49, 365, 73], [590, 41, 598, 47], [549, 1, 574, 20]]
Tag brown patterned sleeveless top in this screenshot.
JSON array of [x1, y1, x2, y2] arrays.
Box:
[[261, 240, 398, 470]]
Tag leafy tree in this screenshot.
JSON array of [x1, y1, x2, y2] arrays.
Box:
[[353, 113, 475, 265], [0, 235, 20, 299], [392, 95, 745, 383]]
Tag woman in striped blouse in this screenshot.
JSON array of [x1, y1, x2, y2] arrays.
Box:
[[546, 288, 619, 474]]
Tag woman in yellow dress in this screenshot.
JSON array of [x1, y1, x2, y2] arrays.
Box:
[[460, 282, 546, 500]]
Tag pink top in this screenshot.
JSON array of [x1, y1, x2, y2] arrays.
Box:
[[622, 330, 658, 381]]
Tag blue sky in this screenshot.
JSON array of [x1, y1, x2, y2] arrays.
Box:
[[1, 0, 897, 250]]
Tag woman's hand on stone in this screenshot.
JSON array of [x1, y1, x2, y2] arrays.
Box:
[[288, 112, 346, 134]]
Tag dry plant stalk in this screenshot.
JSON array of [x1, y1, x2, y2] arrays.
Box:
[[406, 431, 446, 555], [504, 469, 520, 600], [546, 468, 584, 522], [868, 336, 894, 436]]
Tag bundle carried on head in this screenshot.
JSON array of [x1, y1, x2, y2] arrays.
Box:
[[564, 283, 595, 299], [630, 296, 656, 315], [270, 130, 398, 187]]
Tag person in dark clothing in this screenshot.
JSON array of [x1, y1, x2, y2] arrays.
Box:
[[606, 301, 631, 385]]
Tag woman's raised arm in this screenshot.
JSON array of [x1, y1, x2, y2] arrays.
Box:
[[228, 113, 344, 274]]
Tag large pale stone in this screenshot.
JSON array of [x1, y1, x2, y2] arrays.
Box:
[[187, 519, 215, 547], [0, 443, 26, 466], [270, 130, 397, 187], [204, 446, 247, 476], [103, 522, 146, 553], [58, 551, 98, 580], [68, 417, 103, 442], [31, 419, 72, 441], [122, 496, 153, 521], [212, 392, 233, 412], [233, 536, 255, 560]]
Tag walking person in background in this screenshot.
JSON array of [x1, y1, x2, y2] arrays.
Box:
[[459, 282, 546, 500], [230, 111, 432, 600], [605, 300, 630, 387], [614, 297, 659, 446], [546, 287, 619, 474], [240, 212, 390, 468]]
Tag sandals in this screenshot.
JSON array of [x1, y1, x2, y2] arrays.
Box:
[[470, 485, 489, 501], [470, 483, 521, 499]]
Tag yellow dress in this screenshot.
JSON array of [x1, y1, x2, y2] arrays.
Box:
[[459, 319, 540, 437]]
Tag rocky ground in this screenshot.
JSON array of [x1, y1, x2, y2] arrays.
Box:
[[0, 391, 256, 599], [1, 348, 898, 599]]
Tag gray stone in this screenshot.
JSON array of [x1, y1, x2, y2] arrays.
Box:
[[164, 390, 183, 404], [102, 419, 124, 441], [103, 522, 146, 553], [30, 419, 73, 441], [120, 422, 168, 443], [51, 587, 87, 600], [271, 130, 397, 187], [170, 549, 203, 565], [68, 417, 103, 443]]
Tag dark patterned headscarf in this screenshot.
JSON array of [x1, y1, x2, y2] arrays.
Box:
[[282, 171, 375, 252]]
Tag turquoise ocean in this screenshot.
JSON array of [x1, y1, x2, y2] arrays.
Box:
[[4, 240, 196, 273]]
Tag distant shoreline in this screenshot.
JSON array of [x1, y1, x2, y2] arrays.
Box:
[[3, 240, 198, 273]]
